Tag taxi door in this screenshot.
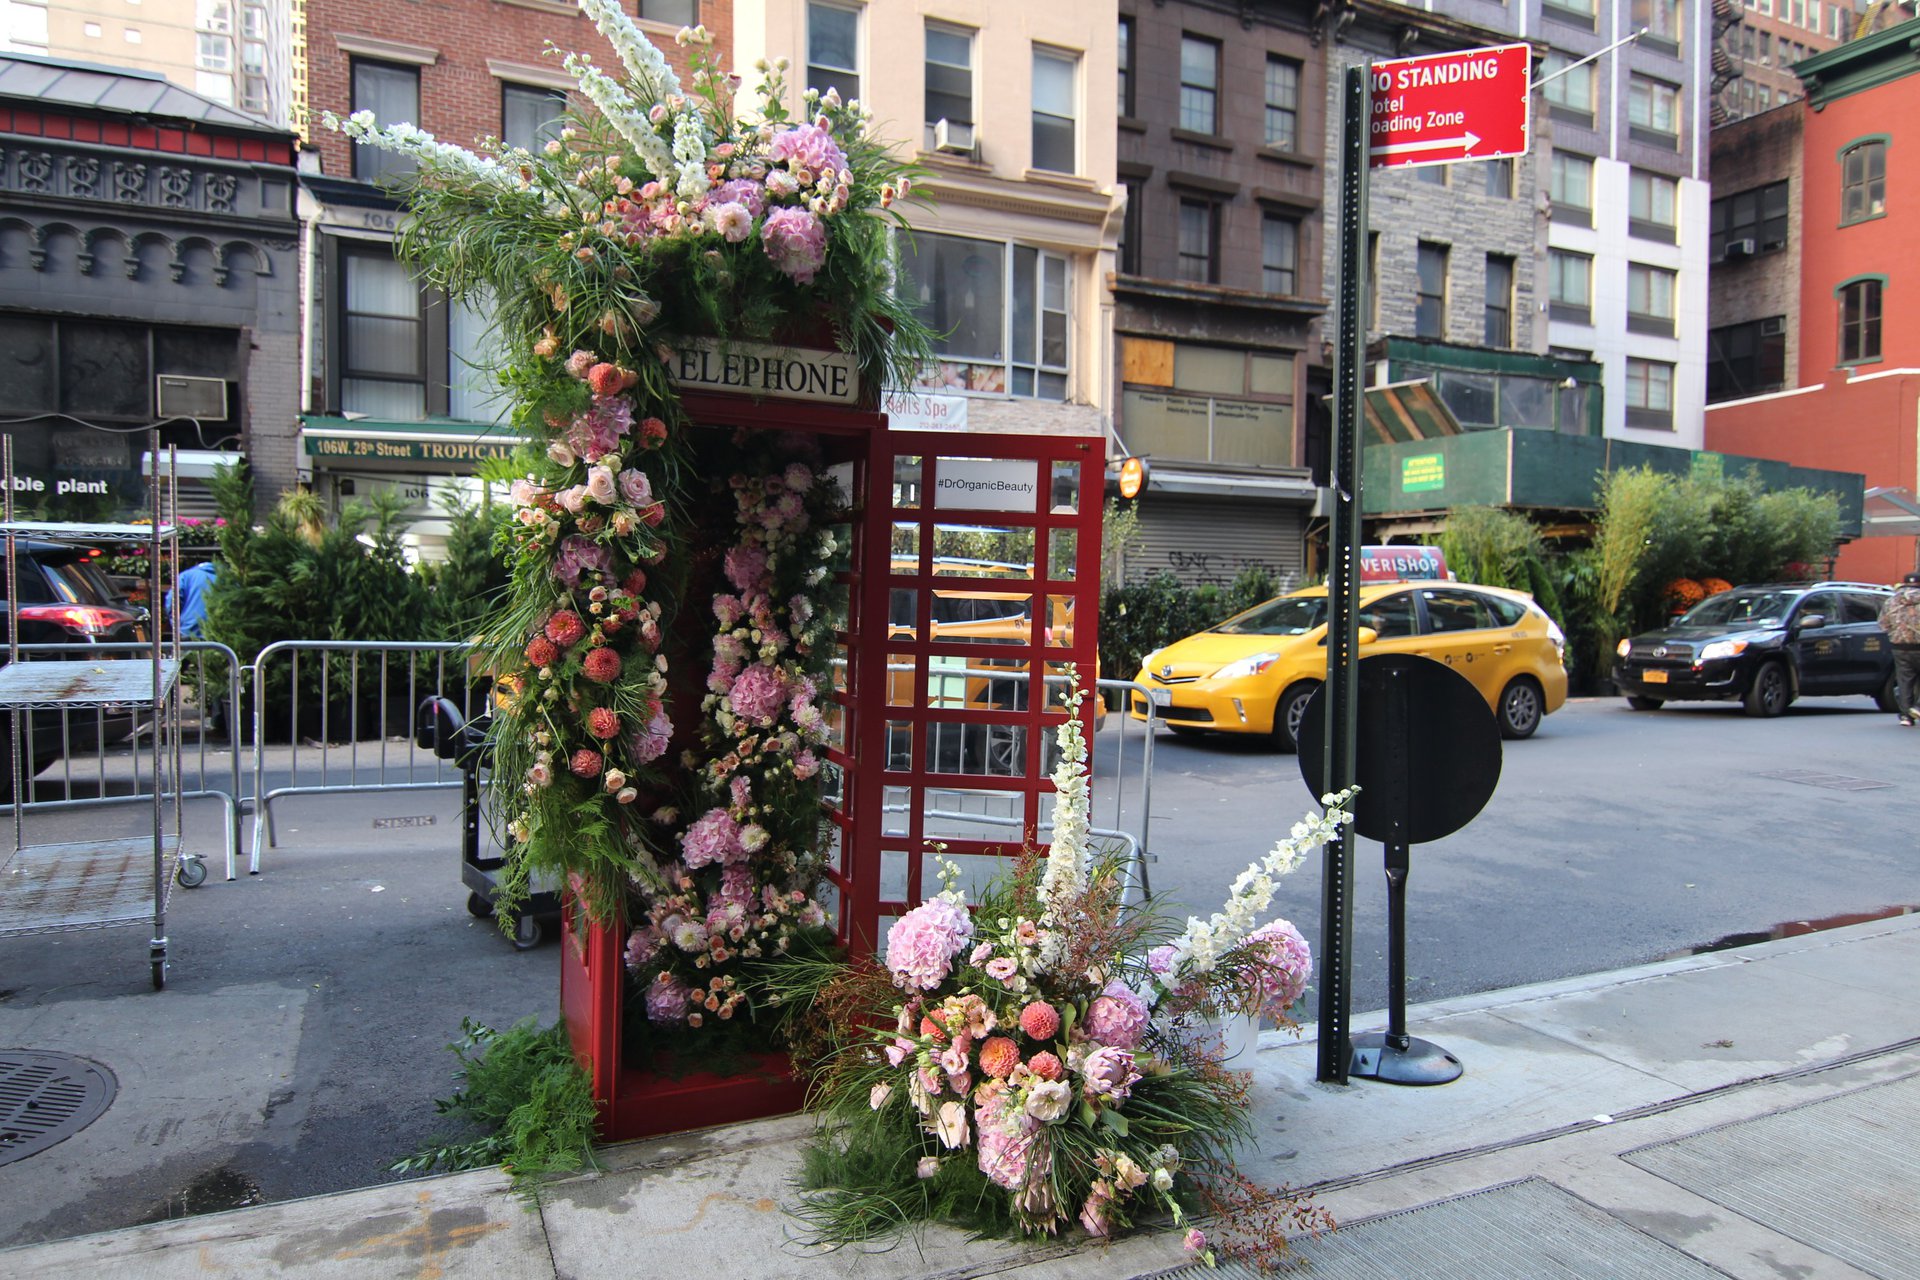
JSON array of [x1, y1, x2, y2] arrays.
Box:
[[1411, 587, 1503, 705]]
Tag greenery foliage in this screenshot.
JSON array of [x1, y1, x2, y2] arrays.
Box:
[[1100, 568, 1283, 690], [1435, 505, 1563, 623]]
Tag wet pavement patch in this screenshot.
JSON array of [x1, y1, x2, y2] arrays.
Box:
[[0, 1051, 116, 1169], [1669, 904, 1919, 959], [139, 1166, 267, 1223]]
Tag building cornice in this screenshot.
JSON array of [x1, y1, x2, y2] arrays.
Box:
[[333, 34, 441, 67]]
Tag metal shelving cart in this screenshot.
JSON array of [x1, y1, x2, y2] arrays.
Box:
[[0, 433, 191, 990]]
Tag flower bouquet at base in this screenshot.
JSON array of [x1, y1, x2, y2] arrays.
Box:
[[787, 682, 1352, 1265]]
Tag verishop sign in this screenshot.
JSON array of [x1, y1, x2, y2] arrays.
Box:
[[666, 338, 859, 405]]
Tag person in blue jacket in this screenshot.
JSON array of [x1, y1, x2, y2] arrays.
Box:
[[167, 560, 218, 639]]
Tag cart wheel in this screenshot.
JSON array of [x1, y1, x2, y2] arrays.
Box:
[[175, 857, 208, 889], [511, 914, 546, 950], [466, 891, 495, 920], [151, 958, 167, 990]]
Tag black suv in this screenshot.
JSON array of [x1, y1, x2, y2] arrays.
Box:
[[1613, 581, 1898, 718], [1, 541, 147, 797]]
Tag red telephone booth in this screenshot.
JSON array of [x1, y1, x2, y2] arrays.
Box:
[[561, 370, 1104, 1141]]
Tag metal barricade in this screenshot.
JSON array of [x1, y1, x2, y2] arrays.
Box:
[[247, 640, 482, 870], [2, 640, 244, 880]]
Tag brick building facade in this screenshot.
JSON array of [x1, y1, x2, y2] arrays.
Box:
[[1705, 104, 1801, 403]]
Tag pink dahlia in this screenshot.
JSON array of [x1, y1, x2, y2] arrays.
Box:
[[1025, 1050, 1064, 1082], [544, 611, 586, 648], [524, 636, 558, 668], [639, 416, 667, 446], [1247, 918, 1313, 1017], [728, 663, 787, 725], [884, 897, 974, 990], [643, 972, 689, 1024], [582, 646, 622, 683], [586, 707, 620, 740], [1018, 1001, 1061, 1041], [587, 362, 624, 398], [761, 207, 828, 284], [1084, 980, 1150, 1051], [978, 1036, 1020, 1080], [568, 748, 602, 779], [681, 807, 743, 869]]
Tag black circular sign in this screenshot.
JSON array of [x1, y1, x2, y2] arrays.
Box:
[[1297, 655, 1501, 845]]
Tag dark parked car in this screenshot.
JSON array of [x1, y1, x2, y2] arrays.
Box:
[[1613, 581, 1899, 718], [0, 541, 147, 798]]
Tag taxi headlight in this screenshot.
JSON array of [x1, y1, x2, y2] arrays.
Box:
[[1212, 652, 1282, 680]]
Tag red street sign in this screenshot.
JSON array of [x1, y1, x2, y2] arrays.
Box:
[[1369, 43, 1532, 170]]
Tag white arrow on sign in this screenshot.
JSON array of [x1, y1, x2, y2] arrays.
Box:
[[1370, 130, 1483, 158]]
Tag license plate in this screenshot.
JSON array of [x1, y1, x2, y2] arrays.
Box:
[[1642, 669, 1668, 685], [1150, 688, 1171, 707]]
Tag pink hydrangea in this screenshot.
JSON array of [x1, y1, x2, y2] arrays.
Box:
[[554, 535, 611, 588], [975, 1091, 1037, 1190], [644, 972, 690, 1024], [1247, 918, 1313, 1017], [885, 897, 974, 990], [769, 123, 848, 183], [724, 545, 770, 593], [728, 663, 788, 725], [1083, 980, 1150, 1050], [709, 177, 766, 217], [761, 207, 828, 284], [629, 710, 671, 764], [681, 807, 744, 869], [624, 927, 661, 970], [566, 397, 632, 461]]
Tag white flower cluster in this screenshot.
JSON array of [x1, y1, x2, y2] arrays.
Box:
[[575, 0, 681, 101], [561, 52, 677, 182], [1036, 676, 1094, 971], [671, 111, 709, 199], [321, 110, 514, 186], [1155, 788, 1357, 987]]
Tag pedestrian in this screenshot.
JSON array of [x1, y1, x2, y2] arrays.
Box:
[[166, 559, 218, 640], [1879, 570, 1920, 726]]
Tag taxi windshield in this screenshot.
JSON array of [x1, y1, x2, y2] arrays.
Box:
[[1677, 590, 1798, 629], [1213, 596, 1326, 636]]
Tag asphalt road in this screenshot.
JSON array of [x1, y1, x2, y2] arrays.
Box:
[[1, 688, 1915, 1247]]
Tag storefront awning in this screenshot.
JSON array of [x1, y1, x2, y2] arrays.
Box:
[[300, 416, 527, 467], [1363, 379, 1463, 444], [1863, 486, 1920, 537]]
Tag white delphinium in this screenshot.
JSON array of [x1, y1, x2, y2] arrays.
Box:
[[562, 52, 676, 182], [672, 111, 711, 199], [322, 111, 515, 187], [1149, 789, 1357, 998], [1035, 674, 1093, 971], [575, 0, 682, 101]]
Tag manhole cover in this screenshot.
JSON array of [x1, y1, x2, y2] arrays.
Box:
[[1754, 769, 1892, 792], [0, 1050, 117, 1168]]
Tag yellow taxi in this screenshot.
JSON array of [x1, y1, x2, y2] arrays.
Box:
[[1129, 576, 1567, 749]]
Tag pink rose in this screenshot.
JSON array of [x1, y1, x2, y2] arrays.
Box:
[[618, 468, 652, 506], [586, 465, 618, 505]]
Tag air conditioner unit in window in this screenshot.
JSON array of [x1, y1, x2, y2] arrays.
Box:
[[1761, 316, 1787, 336], [156, 374, 228, 420], [932, 118, 976, 155], [1724, 237, 1757, 259]]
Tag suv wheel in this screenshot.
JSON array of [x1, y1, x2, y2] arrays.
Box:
[[1273, 682, 1319, 753], [1498, 677, 1543, 739], [1743, 661, 1791, 718], [1625, 695, 1664, 711]]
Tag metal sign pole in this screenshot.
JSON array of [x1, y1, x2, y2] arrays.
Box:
[[1317, 61, 1370, 1086]]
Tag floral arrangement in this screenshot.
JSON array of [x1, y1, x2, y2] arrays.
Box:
[[1663, 578, 1707, 614], [791, 685, 1350, 1261], [1699, 577, 1733, 598], [319, 2, 933, 1054]]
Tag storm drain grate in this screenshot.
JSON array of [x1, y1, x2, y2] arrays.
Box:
[[0, 1050, 117, 1168], [1138, 1179, 1732, 1279], [1625, 1073, 1920, 1280], [1754, 769, 1893, 792]]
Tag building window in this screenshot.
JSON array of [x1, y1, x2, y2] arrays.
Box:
[[196, 0, 231, 30], [1118, 15, 1134, 117], [1262, 215, 1299, 295], [1416, 241, 1449, 339], [1550, 152, 1594, 222], [351, 60, 419, 184], [1627, 263, 1677, 334], [1633, 0, 1683, 48], [1264, 56, 1300, 151], [1707, 317, 1786, 402], [926, 23, 973, 133], [501, 83, 567, 153], [1710, 179, 1788, 258], [636, 0, 698, 22], [1838, 277, 1882, 364], [1841, 139, 1887, 224], [1546, 0, 1597, 17], [1483, 157, 1513, 198], [1549, 249, 1592, 320], [1177, 199, 1219, 284], [1542, 51, 1595, 117], [898, 232, 1071, 400], [1119, 341, 1296, 467], [1629, 170, 1679, 241], [0, 314, 242, 432], [1179, 35, 1219, 133], [1031, 47, 1077, 173], [806, 2, 860, 104], [1484, 255, 1514, 347], [1625, 358, 1675, 427], [1629, 74, 1681, 137], [1416, 163, 1447, 186], [1119, 180, 1141, 276], [337, 244, 431, 419]]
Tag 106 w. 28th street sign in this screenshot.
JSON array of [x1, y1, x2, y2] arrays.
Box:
[[1370, 42, 1532, 169]]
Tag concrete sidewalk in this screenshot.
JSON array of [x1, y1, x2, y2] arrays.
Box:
[[7, 913, 1918, 1279]]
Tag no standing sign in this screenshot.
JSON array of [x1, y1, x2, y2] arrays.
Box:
[[1369, 42, 1532, 169]]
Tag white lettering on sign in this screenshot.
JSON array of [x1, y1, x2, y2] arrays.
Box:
[[882, 390, 970, 432], [1359, 545, 1449, 582], [932, 459, 1041, 512], [7, 475, 111, 495], [666, 338, 859, 405]]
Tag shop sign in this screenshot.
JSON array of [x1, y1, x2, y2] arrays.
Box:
[[666, 339, 859, 405], [932, 458, 1040, 512], [1401, 453, 1446, 493], [5, 473, 115, 497], [882, 390, 970, 431], [1360, 545, 1448, 582], [305, 435, 522, 464]]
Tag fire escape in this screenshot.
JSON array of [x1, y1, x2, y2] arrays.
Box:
[[1709, 0, 1747, 126]]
